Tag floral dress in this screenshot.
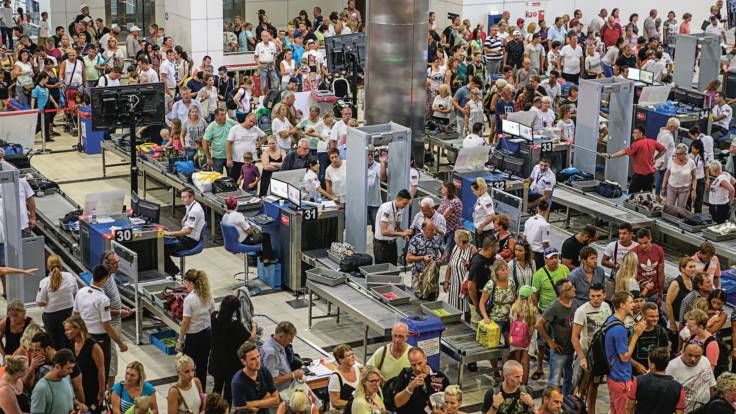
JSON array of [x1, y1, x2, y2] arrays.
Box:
[[483, 278, 516, 322]]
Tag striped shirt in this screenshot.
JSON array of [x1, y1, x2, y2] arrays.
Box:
[[483, 35, 504, 63], [679, 291, 707, 323], [103, 274, 123, 324]]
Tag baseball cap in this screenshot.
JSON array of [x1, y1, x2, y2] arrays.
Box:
[[543, 247, 560, 258], [130, 25, 142, 32], [306, 39, 316, 45], [518, 285, 535, 299], [513, 30, 522, 36]]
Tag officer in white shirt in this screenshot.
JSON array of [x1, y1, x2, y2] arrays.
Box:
[[523, 200, 551, 268], [374, 189, 413, 265], [163, 188, 205, 276], [73, 264, 128, 378], [712, 92, 733, 143], [221, 197, 274, 262], [159, 49, 177, 97], [0, 149, 36, 236], [463, 122, 486, 148], [527, 158, 556, 209]]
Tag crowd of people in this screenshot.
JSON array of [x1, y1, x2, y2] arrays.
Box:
[[2, 1, 736, 414]]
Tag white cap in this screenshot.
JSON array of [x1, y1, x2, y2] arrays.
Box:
[[129, 25, 141, 32], [80, 3, 89, 10]]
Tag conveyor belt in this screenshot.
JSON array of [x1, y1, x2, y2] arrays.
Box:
[[553, 186, 654, 228], [34, 192, 78, 223], [654, 219, 736, 258]]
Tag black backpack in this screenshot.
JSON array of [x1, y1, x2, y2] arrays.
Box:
[[688, 335, 730, 379], [691, 397, 733, 414], [586, 318, 624, 377]]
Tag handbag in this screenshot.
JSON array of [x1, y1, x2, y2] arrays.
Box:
[[175, 160, 195, 175], [596, 180, 622, 198], [162, 287, 188, 321]]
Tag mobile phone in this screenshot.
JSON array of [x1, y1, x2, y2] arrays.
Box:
[[634, 312, 643, 323]]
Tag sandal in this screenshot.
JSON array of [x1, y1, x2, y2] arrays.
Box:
[[531, 371, 544, 381]]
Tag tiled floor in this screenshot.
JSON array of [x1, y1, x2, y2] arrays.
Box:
[[23, 129, 692, 413]]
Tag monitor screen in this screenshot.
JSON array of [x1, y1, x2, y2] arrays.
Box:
[[137, 199, 160, 224], [627, 68, 641, 82], [270, 179, 288, 199], [639, 69, 654, 84], [287, 184, 301, 206], [502, 119, 520, 136], [518, 123, 532, 140]]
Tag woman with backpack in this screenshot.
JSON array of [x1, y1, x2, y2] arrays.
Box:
[[479, 259, 517, 379], [328, 344, 362, 411], [509, 286, 537, 384]]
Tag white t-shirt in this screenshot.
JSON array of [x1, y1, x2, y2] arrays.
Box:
[[327, 364, 361, 410], [374, 201, 404, 241], [272, 118, 293, 151], [667, 159, 696, 188], [665, 356, 716, 413], [603, 240, 638, 268], [330, 120, 349, 146], [573, 301, 612, 350], [463, 133, 485, 148], [97, 76, 120, 87], [160, 59, 177, 88], [698, 135, 715, 162], [227, 125, 265, 162], [325, 162, 347, 198], [139, 67, 159, 84], [654, 129, 675, 171], [557, 119, 575, 141], [691, 154, 706, 180], [221, 210, 253, 243], [706, 24, 725, 43], [432, 95, 452, 119], [472, 192, 495, 231], [36, 272, 78, 313], [301, 169, 322, 200], [560, 44, 583, 75], [711, 173, 732, 205], [539, 109, 556, 128], [182, 291, 215, 334], [312, 121, 333, 153]]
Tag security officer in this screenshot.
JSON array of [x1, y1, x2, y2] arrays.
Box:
[[527, 158, 556, 209], [73, 264, 127, 380], [523, 200, 551, 269], [374, 189, 413, 265], [163, 188, 205, 276]]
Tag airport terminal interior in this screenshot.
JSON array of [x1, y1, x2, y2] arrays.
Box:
[[5, 1, 736, 414]]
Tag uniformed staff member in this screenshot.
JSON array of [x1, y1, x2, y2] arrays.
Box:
[[374, 190, 413, 265], [527, 158, 556, 209], [471, 178, 495, 246], [523, 200, 551, 269], [72, 265, 128, 380], [163, 188, 205, 276]]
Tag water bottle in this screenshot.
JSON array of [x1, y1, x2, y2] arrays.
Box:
[[90, 208, 96, 224]]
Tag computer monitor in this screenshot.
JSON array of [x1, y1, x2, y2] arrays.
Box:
[[518, 123, 532, 140], [130, 191, 140, 215], [138, 199, 160, 224], [270, 178, 288, 200], [287, 184, 301, 207], [83, 191, 125, 216], [502, 119, 520, 136], [639, 69, 654, 85], [627, 68, 641, 82]]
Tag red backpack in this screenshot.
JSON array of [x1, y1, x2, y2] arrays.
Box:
[[509, 318, 530, 348]]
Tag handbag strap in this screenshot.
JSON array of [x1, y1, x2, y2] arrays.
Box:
[[543, 267, 558, 296], [173, 386, 191, 413]]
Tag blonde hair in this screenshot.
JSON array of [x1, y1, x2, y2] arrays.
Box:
[[455, 229, 471, 244], [19, 323, 44, 352], [615, 252, 639, 292], [693, 297, 709, 312], [354, 366, 384, 402], [64, 316, 89, 341], [7, 300, 25, 314], [175, 353, 194, 371], [438, 83, 450, 98], [445, 384, 463, 401], [472, 177, 488, 193], [511, 294, 537, 332], [491, 259, 509, 283], [184, 269, 212, 304], [288, 389, 309, 412], [47, 255, 63, 292], [134, 396, 152, 414], [4, 355, 27, 376], [126, 361, 146, 388]]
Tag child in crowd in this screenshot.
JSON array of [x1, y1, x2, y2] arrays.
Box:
[[238, 152, 260, 193], [509, 285, 537, 384], [557, 104, 575, 142], [193, 139, 208, 170], [125, 396, 152, 414], [160, 127, 182, 150]]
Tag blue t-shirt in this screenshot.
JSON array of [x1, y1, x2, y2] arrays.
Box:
[[31, 85, 50, 109], [291, 45, 305, 68], [495, 98, 516, 125], [453, 86, 471, 115], [604, 315, 632, 382], [112, 381, 156, 413]]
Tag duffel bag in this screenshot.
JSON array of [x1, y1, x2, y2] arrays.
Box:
[[596, 180, 622, 198], [339, 253, 373, 273], [212, 177, 238, 194]]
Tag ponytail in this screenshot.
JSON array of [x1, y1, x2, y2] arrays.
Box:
[[472, 177, 487, 193], [47, 255, 63, 292]]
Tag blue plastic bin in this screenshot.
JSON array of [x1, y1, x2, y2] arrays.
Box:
[[149, 330, 178, 355], [721, 270, 736, 306], [79, 106, 104, 154], [257, 259, 282, 291], [401, 314, 445, 371]]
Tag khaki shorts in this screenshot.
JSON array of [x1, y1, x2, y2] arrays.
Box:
[[109, 321, 122, 378]]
